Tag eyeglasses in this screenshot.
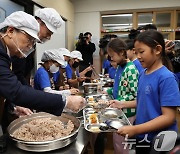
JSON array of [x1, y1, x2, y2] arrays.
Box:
[[20, 30, 36, 46], [19, 30, 36, 56], [40, 20, 53, 36]]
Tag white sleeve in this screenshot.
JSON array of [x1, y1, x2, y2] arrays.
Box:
[[43, 87, 71, 96], [43, 87, 70, 107]]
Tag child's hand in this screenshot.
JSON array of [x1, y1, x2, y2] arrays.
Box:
[[165, 40, 175, 53], [117, 125, 136, 138], [109, 100, 125, 109], [101, 90, 108, 94]]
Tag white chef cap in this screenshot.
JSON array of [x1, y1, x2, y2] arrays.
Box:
[[35, 8, 64, 33], [0, 11, 40, 40], [71, 50, 83, 61], [41, 49, 65, 66], [58, 48, 71, 57]]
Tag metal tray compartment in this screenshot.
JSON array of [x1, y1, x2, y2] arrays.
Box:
[[85, 94, 112, 110], [7, 112, 81, 152], [82, 82, 104, 95], [86, 94, 112, 102], [83, 108, 131, 133]]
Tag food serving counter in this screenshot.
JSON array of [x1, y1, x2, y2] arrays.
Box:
[[3, 125, 89, 154]]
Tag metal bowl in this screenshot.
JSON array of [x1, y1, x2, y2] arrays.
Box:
[[85, 123, 108, 133], [7, 112, 81, 152], [105, 119, 127, 129], [84, 85, 98, 94], [83, 82, 104, 95], [101, 108, 123, 118]]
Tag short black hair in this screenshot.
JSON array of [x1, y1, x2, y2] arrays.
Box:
[[137, 24, 157, 31], [107, 55, 111, 61], [125, 39, 134, 50], [128, 29, 140, 40], [84, 32, 92, 36]]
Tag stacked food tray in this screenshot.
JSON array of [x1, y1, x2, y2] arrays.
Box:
[[83, 94, 131, 133], [85, 94, 112, 111]]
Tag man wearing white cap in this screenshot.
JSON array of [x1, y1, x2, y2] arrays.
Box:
[[12, 8, 64, 86], [34, 49, 79, 96], [65, 50, 92, 88], [35, 8, 64, 43], [0, 11, 85, 120]]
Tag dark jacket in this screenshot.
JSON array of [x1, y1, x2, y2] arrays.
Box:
[[76, 42, 96, 65], [11, 56, 29, 86], [0, 40, 65, 116], [11, 49, 35, 86]]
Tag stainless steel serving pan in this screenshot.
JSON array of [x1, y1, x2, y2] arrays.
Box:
[[7, 112, 81, 152]]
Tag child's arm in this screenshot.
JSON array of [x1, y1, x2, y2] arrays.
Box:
[[109, 100, 137, 109], [79, 66, 92, 76], [117, 106, 176, 137]]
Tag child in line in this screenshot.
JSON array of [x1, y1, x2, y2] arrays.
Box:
[[125, 39, 144, 73], [108, 58, 117, 79], [110, 30, 180, 153], [106, 38, 139, 154], [102, 53, 111, 75]]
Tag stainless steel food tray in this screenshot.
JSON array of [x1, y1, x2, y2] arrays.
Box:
[[7, 112, 81, 152], [85, 94, 113, 109], [83, 107, 131, 133]]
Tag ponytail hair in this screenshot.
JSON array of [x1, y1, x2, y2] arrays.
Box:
[[107, 38, 127, 58], [135, 30, 173, 72]]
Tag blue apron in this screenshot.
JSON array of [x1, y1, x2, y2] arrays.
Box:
[[113, 64, 126, 99]]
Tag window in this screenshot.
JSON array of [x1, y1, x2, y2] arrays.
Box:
[[155, 12, 171, 27], [162, 33, 170, 40], [138, 13, 153, 27], [177, 11, 180, 27], [117, 33, 129, 40], [102, 14, 133, 32], [101, 9, 178, 40]]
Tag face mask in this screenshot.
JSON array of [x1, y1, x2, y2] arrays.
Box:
[[49, 64, 59, 73], [72, 61, 80, 68], [39, 39, 48, 44], [11, 32, 34, 58], [24, 47, 35, 57], [11, 38, 27, 58], [61, 61, 68, 68], [1, 34, 7, 39]]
